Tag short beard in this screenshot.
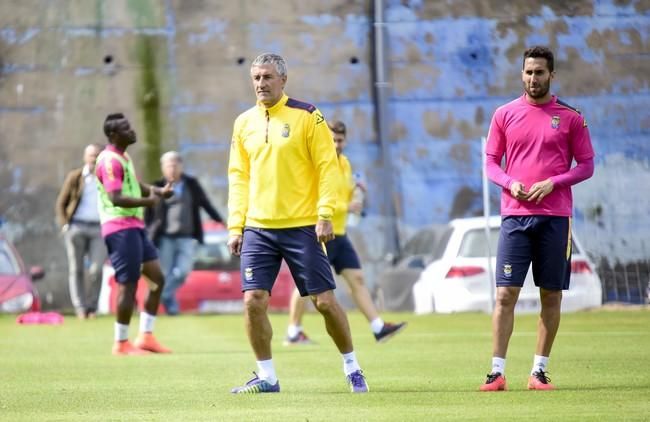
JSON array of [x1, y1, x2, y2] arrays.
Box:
[[525, 81, 550, 99]]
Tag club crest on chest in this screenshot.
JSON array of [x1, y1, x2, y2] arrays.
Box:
[[281, 124, 290, 138], [551, 115, 560, 129]]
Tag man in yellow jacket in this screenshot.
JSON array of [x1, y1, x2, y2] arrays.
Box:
[[227, 53, 367, 394], [284, 120, 407, 345]]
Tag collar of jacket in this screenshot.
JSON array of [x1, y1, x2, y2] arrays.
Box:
[[256, 93, 288, 116], [156, 173, 187, 186]]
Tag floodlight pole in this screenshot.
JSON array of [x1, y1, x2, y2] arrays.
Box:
[[372, 0, 400, 256], [481, 136, 496, 313]]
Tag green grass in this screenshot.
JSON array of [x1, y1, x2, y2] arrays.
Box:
[[1, 309, 649, 421]]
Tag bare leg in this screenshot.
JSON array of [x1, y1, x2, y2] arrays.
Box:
[[287, 287, 307, 326], [312, 290, 353, 354], [244, 289, 273, 360], [116, 283, 137, 325], [492, 286, 521, 358], [141, 260, 165, 316], [536, 288, 562, 356], [339, 269, 379, 323]]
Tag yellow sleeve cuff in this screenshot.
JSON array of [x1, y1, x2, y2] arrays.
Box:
[[318, 206, 334, 220]]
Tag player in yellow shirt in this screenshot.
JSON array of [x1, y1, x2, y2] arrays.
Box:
[[227, 53, 368, 394], [284, 120, 407, 345]]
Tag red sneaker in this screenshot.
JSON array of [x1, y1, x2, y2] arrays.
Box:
[[528, 370, 555, 390], [112, 340, 151, 356], [134, 332, 172, 353], [283, 331, 315, 346], [479, 372, 507, 391]]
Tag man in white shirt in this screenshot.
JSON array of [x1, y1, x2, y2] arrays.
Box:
[[55, 144, 106, 319]]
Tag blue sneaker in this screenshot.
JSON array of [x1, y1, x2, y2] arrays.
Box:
[[346, 370, 369, 393], [231, 372, 280, 394]]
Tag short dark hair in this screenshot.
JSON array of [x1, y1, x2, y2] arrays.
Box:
[[328, 120, 346, 135], [523, 46, 554, 72], [103, 113, 125, 137]]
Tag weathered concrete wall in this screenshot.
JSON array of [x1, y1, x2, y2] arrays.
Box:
[[0, 0, 648, 308]]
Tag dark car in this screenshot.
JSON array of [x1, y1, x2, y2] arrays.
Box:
[[0, 236, 45, 313]]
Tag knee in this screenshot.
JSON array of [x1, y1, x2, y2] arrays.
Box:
[[155, 278, 167, 294], [540, 290, 562, 308], [345, 272, 365, 289], [313, 291, 337, 314], [178, 261, 194, 277], [495, 289, 519, 309], [117, 285, 136, 304], [143, 266, 165, 289], [244, 290, 269, 314]]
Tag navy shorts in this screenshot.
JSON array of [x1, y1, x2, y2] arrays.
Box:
[[326, 235, 361, 275], [105, 228, 158, 284], [240, 226, 336, 297], [496, 216, 572, 291]]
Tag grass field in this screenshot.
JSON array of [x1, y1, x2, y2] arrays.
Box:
[[1, 309, 649, 421]]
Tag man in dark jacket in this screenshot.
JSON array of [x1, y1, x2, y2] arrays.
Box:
[[145, 151, 223, 315]]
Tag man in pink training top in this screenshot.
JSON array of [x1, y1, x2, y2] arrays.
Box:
[[96, 113, 174, 355], [479, 46, 595, 391]]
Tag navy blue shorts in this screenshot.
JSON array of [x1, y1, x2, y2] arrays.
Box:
[[496, 216, 572, 291], [240, 226, 336, 297], [326, 235, 361, 274], [104, 228, 158, 284]]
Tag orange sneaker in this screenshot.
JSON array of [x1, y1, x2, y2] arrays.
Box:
[[528, 370, 555, 390], [134, 332, 172, 353], [112, 340, 151, 356], [479, 372, 507, 391]]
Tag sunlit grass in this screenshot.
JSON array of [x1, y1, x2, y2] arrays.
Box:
[[1, 309, 649, 421]]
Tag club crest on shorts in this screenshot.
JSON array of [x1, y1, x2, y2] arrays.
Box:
[[281, 123, 290, 138], [244, 267, 253, 281], [551, 115, 560, 129], [503, 264, 512, 279]]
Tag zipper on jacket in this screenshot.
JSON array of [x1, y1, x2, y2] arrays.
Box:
[[265, 110, 270, 143]]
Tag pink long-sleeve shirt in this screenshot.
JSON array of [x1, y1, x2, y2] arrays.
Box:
[[485, 94, 595, 217]]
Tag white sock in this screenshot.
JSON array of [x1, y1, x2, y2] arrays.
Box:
[[114, 322, 129, 342], [491, 357, 506, 375], [287, 324, 301, 338], [531, 354, 549, 375], [256, 359, 278, 384], [342, 351, 361, 376], [370, 317, 384, 335], [139, 312, 156, 333]]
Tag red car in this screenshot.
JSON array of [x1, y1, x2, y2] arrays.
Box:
[[0, 235, 45, 313], [103, 223, 295, 314]]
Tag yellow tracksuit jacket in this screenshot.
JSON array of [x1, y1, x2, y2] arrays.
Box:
[[228, 94, 338, 235]]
